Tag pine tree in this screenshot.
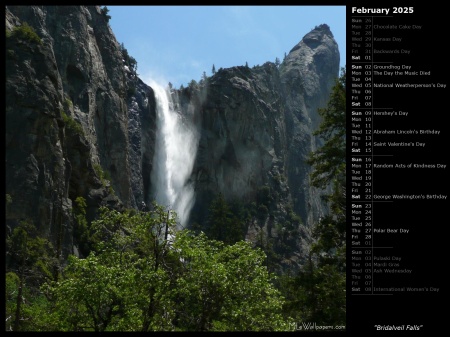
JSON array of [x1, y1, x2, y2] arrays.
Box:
[[188, 79, 198, 89], [212, 64, 216, 74], [100, 6, 111, 22], [275, 57, 280, 67], [281, 67, 346, 325], [308, 67, 346, 190], [206, 193, 244, 245], [306, 66, 346, 324], [201, 71, 208, 84]]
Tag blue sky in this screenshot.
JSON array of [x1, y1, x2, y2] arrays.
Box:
[[107, 6, 346, 88]]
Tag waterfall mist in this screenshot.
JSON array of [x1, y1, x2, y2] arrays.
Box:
[[150, 81, 199, 228]]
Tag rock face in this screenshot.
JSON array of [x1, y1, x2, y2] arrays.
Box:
[[171, 24, 339, 268], [176, 24, 339, 226], [5, 6, 154, 258], [5, 5, 339, 269], [126, 77, 157, 210], [280, 24, 340, 228]]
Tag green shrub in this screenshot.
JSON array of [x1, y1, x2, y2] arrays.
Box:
[[61, 111, 84, 136], [6, 49, 16, 60], [93, 163, 113, 194], [100, 6, 111, 22], [93, 163, 105, 183], [10, 22, 42, 45], [6, 194, 12, 205], [64, 98, 73, 109]]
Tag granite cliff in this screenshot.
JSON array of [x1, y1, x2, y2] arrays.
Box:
[[5, 6, 339, 269]]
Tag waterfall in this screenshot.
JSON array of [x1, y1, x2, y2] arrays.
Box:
[[150, 82, 199, 228]]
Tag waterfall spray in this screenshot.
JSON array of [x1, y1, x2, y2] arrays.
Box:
[[150, 82, 199, 228]]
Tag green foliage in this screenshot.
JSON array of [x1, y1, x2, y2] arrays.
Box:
[[256, 185, 271, 206], [120, 42, 138, 98], [188, 79, 198, 89], [279, 253, 345, 326], [254, 230, 280, 273], [308, 68, 346, 265], [205, 193, 245, 245], [5, 271, 19, 330], [6, 49, 16, 59], [40, 204, 291, 331], [120, 42, 138, 73], [307, 67, 346, 189], [5, 221, 59, 331], [43, 204, 177, 331], [6, 271, 59, 331], [73, 197, 90, 256], [6, 193, 12, 206], [93, 163, 102, 180], [257, 204, 268, 219], [61, 111, 84, 137], [173, 231, 291, 331], [100, 6, 111, 22], [64, 98, 73, 109], [289, 67, 346, 326], [9, 22, 42, 45], [273, 173, 282, 184], [212, 64, 216, 74], [93, 163, 112, 188], [275, 57, 281, 67]]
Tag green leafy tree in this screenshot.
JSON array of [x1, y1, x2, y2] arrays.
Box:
[[45, 204, 177, 331], [43, 204, 292, 331], [5, 271, 59, 331], [6, 221, 57, 331], [171, 231, 291, 331]]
